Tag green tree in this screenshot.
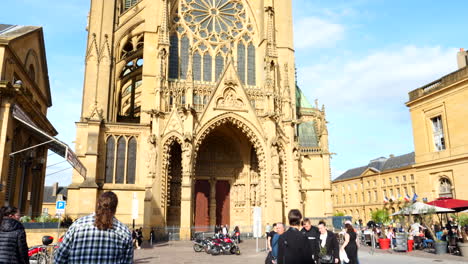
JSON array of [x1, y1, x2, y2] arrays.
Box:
[[371, 209, 390, 225]]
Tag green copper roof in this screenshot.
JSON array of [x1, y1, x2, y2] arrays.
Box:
[[298, 121, 319, 148], [296, 86, 313, 108]]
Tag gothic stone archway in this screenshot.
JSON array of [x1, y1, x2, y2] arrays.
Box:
[[193, 117, 264, 229]]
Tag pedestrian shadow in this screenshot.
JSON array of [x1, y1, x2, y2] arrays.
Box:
[[135, 257, 158, 263]]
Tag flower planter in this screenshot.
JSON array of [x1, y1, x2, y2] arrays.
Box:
[[378, 238, 391, 250], [434, 241, 447, 255], [458, 242, 468, 259], [23, 222, 60, 229]]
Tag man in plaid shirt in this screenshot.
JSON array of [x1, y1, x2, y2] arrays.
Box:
[[55, 192, 133, 263]]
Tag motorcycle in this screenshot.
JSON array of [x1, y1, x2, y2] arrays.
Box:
[[28, 236, 54, 264], [210, 236, 241, 256], [193, 237, 211, 252]]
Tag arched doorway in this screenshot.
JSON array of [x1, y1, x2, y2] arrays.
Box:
[[193, 120, 261, 228], [166, 142, 182, 226]]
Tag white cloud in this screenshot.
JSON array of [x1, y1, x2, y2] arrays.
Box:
[[299, 45, 458, 110], [297, 45, 458, 176], [294, 17, 345, 49]]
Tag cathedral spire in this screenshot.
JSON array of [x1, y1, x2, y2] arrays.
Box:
[[158, 0, 170, 45], [265, 5, 278, 58]]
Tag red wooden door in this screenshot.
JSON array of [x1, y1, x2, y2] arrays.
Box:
[[216, 181, 230, 226], [194, 180, 210, 227]]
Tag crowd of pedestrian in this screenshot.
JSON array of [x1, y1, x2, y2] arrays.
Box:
[[359, 216, 467, 252], [265, 209, 358, 264]]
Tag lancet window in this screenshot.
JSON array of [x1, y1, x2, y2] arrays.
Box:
[[118, 35, 143, 123], [105, 135, 137, 184], [167, 0, 256, 86]]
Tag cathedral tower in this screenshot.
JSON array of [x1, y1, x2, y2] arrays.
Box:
[[68, 0, 332, 239]]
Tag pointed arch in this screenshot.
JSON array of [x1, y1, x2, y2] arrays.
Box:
[[203, 52, 212, 82], [215, 53, 224, 81], [180, 35, 190, 79], [193, 52, 202, 81], [161, 134, 185, 212], [237, 42, 246, 84], [169, 34, 179, 79], [115, 136, 127, 184], [105, 136, 116, 183], [126, 137, 137, 184], [247, 42, 256, 86]]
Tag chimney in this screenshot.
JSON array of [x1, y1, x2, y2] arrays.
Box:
[[52, 182, 58, 197], [457, 48, 468, 69]]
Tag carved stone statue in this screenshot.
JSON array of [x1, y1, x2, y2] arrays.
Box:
[[146, 135, 157, 176], [271, 146, 279, 175], [182, 142, 193, 174]]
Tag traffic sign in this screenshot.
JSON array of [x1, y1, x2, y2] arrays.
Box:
[[132, 192, 138, 220], [253, 207, 262, 238], [56, 201, 66, 215]]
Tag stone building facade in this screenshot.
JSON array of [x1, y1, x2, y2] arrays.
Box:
[[0, 25, 56, 216], [332, 153, 416, 223], [406, 49, 468, 204], [332, 50, 468, 222], [68, 0, 332, 238]]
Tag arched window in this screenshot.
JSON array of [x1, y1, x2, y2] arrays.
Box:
[[104, 135, 138, 184], [439, 178, 453, 198], [118, 58, 143, 123], [28, 65, 35, 82], [169, 35, 179, 79], [115, 137, 126, 184], [237, 42, 246, 84], [180, 36, 189, 79], [203, 53, 212, 82], [126, 137, 137, 184], [193, 52, 202, 81], [215, 54, 224, 81], [247, 43, 256, 85], [105, 137, 115, 183]]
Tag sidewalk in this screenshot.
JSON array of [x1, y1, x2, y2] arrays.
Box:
[[359, 246, 467, 263]]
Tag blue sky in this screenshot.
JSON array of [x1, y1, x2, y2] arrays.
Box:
[[2, 0, 467, 185]]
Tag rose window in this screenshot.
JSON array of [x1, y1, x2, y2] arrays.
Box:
[[182, 0, 247, 43]]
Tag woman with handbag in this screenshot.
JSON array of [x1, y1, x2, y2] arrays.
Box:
[[341, 224, 358, 264], [318, 221, 339, 264]]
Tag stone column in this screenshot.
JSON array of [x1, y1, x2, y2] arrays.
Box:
[[209, 179, 216, 226], [179, 142, 193, 240]]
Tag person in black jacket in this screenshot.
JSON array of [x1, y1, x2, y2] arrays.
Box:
[[278, 209, 313, 264], [0, 206, 29, 264], [301, 218, 320, 264], [318, 221, 339, 264]]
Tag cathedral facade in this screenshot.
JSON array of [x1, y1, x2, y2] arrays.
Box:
[[68, 0, 332, 239]]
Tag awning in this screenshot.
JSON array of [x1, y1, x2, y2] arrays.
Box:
[[391, 202, 454, 216], [10, 105, 86, 178], [427, 198, 468, 212]]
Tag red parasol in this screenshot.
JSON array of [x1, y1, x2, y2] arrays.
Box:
[[426, 197, 468, 212]]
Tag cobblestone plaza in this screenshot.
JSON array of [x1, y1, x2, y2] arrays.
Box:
[[134, 240, 467, 264]]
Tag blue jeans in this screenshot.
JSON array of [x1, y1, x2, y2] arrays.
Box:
[[422, 239, 433, 248]]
